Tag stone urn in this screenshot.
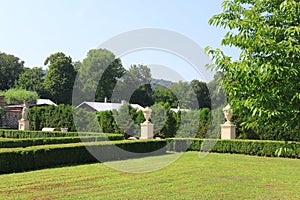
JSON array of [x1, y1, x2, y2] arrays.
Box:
[[223, 104, 233, 124], [221, 104, 236, 139], [143, 107, 152, 122]]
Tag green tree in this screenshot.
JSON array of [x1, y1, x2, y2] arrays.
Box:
[[0, 88, 39, 104], [43, 52, 76, 104], [15, 67, 45, 96], [206, 0, 300, 141], [96, 58, 125, 102], [207, 72, 227, 109], [113, 64, 153, 107], [0, 52, 24, 90], [113, 103, 139, 138], [150, 103, 167, 136], [96, 110, 116, 133], [77, 49, 125, 104], [190, 80, 211, 109], [153, 85, 177, 107], [176, 110, 200, 138], [168, 81, 198, 109]]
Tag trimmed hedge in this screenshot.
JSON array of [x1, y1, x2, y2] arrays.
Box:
[[167, 139, 300, 158], [0, 135, 124, 148], [0, 129, 124, 140], [0, 140, 167, 174]]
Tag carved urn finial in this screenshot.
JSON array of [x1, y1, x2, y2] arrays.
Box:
[[143, 107, 152, 122], [223, 104, 232, 124]]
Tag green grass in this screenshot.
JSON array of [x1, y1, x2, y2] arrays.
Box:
[[0, 152, 299, 199]]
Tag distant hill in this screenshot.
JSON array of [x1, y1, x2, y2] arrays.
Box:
[[151, 78, 174, 89]]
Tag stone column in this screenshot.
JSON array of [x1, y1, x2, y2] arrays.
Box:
[[221, 104, 236, 139], [140, 107, 154, 140]]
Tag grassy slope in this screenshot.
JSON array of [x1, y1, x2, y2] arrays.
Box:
[[0, 152, 299, 199]]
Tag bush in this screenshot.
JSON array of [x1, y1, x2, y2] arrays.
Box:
[[28, 105, 77, 131], [0, 135, 125, 148], [0, 129, 124, 140], [0, 88, 39, 104], [0, 140, 167, 174], [167, 139, 300, 158]]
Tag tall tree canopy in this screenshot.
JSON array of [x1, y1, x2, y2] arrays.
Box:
[[113, 64, 154, 107], [0, 52, 24, 90], [43, 52, 76, 104], [206, 0, 300, 140], [77, 49, 125, 103], [190, 80, 211, 109], [15, 67, 45, 96], [168, 81, 198, 109], [0, 88, 39, 104], [152, 85, 177, 107]]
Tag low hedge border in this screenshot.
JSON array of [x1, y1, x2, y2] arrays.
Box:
[[0, 129, 124, 140], [0, 140, 167, 174], [0, 135, 124, 148], [166, 139, 300, 158]]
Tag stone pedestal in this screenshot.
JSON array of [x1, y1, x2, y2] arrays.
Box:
[[221, 123, 236, 139], [18, 119, 29, 130], [140, 121, 154, 140], [61, 128, 68, 132]]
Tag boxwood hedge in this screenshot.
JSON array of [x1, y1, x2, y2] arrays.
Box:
[[0, 140, 167, 174], [0, 135, 124, 148], [0, 129, 124, 140], [167, 139, 300, 158]]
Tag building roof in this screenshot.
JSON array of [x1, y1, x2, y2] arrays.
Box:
[[36, 99, 57, 106], [170, 107, 190, 113], [76, 101, 144, 112]]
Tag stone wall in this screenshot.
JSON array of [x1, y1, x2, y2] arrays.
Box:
[[3, 111, 21, 129]]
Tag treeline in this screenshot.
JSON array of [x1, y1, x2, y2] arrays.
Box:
[[0, 50, 212, 110], [28, 104, 212, 139]]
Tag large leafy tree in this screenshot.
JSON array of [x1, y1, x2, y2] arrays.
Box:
[[168, 81, 198, 109], [190, 80, 211, 109], [206, 0, 300, 140], [43, 52, 76, 104], [113, 64, 154, 107], [0, 52, 24, 90], [113, 103, 139, 138], [153, 85, 177, 107], [15, 67, 45, 96], [77, 49, 125, 103], [0, 88, 39, 104]]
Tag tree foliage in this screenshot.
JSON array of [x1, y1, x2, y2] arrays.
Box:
[[0, 52, 24, 90], [152, 85, 178, 107], [113, 103, 140, 138], [168, 81, 198, 109], [43, 52, 76, 104], [206, 0, 300, 140], [113, 64, 154, 107], [15, 67, 45, 96], [76, 49, 125, 104], [28, 105, 76, 131], [0, 88, 39, 104], [190, 80, 211, 109]]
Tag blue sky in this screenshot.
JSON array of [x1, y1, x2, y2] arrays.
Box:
[[0, 0, 239, 81]]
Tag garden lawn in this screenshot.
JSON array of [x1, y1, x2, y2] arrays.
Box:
[[0, 152, 299, 199]]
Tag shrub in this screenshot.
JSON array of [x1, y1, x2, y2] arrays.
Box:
[[0, 140, 167, 174], [28, 105, 77, 131], [166, 139, 300, 158], [0, 88, 39, 104], [0, 135, 124, 148], [0, 129, 124, 140]]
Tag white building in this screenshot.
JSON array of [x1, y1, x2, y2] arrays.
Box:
[[76, 101, 144, 112]]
